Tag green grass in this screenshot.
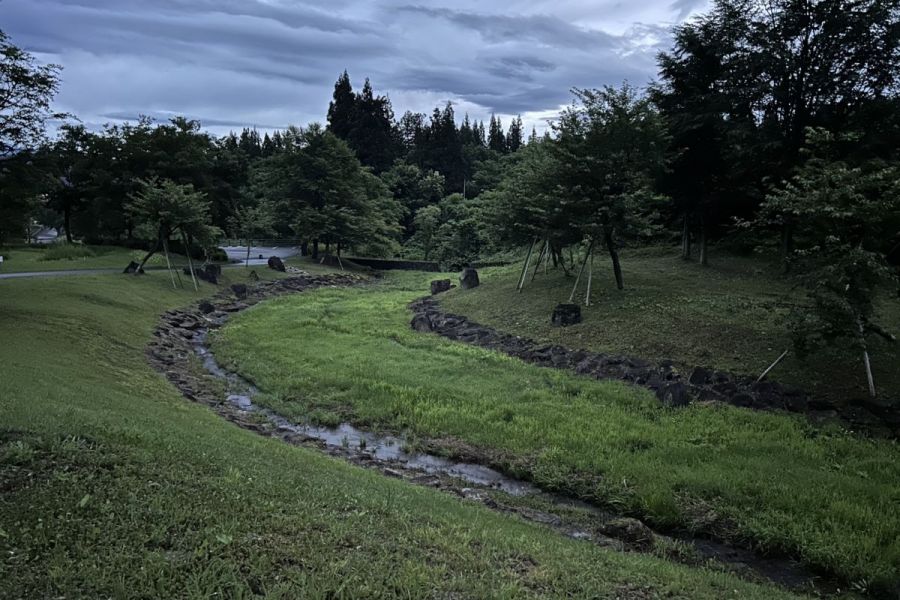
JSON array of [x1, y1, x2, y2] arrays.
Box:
[[0, 270, 797, 598], [212, 270, 900, 591], [0, 244, 173, 273], [442, 246, 900, 405]]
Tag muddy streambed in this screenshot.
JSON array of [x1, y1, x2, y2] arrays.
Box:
[[194, 333, 536, 496], [148, 274, 839, 597]]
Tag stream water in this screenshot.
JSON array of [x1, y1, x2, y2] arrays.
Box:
[[189, 322, 832, 596], [194, 336, 537, 496]]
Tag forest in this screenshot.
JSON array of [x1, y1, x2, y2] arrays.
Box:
[[1, 0, 899, 381]]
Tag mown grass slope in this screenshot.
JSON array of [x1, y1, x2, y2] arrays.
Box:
[[446, 247, 900, 404], [0, 270, 796, 599], [213, 271, 900, 591], [0, 244, 162, 273]]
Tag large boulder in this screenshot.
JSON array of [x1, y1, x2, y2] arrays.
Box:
[[430, 279, 452, 295], [267, 256, 286, 272], [459, 268, 480, 289], [230, 283, 248, 299], [198, 300, 215, 314], [659, 382, 691, 408], [688, 366, 712, 385], [410, 314, 434, 332], [551, 303, 581, 327]]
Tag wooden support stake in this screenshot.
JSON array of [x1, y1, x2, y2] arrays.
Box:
[[161, 237, 178, 289], [517, 239, 537, 292], [584, 250, 593, 306], [859, 319, 876, 398], [182, 232, 199, 291], [530, 240, 547, 283], [568, 240, 594, 303], [756, 349, 788, 383]]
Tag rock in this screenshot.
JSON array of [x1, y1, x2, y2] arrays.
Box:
[[600, 518, 655, 550], [459, 268, 480, 289], [198, 301, 215, 314], [267, 256, 286, 272], [430, 279, 452, 295], [247, 270, 260, 281], [659, 382, 691, 407], [200, 264, 221, 284], [231, 283, 248, 299], [688, 366, 712, 385], [730, 392, 754, 407], [410, 314, 433, 332], [551, 303, 582, 327], [123, 261, 144, 275]]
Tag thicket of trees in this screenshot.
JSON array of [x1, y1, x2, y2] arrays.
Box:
[[1, 0, 898, 379]]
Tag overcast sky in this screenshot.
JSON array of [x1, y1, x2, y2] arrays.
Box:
[[1, 0, 709, 135]]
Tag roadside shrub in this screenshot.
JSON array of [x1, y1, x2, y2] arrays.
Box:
[[39, 244, 96, 261]]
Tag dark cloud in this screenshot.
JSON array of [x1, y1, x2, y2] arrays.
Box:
[[0, 0, 705, 134]]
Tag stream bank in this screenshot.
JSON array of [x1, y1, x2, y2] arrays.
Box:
[[147, 273, 841, 597]]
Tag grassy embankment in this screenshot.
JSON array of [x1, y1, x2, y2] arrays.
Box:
[[0, 244, 158, 273], [0, 268, 793, 598], [213, 269, 900, 591], [448, 246, 900, 405]]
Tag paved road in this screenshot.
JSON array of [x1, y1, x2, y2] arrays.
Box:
[[0, 246, 301, 280], [0, 268, 122, 280], [222, 245, 301, 266]]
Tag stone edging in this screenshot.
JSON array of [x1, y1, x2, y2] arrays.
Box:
[[408, 296, 900, 436]]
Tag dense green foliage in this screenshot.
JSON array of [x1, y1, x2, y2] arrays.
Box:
[[214, 271, 900, 590]]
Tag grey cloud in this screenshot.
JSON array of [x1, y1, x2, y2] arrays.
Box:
[[1, 0, 694, 134], [396, 5, 621, 49]]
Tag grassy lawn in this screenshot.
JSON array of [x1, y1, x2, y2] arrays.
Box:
[[212, 270, 900, 591], [0, 244, 158, 273], [442, 246, 900, 406], [0, 271, 797, 598]]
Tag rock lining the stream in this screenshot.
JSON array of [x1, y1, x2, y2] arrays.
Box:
[[144, 274, 838, 596], [408, 296, 900, 436]]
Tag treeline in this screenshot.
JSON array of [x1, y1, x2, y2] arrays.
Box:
[[1, 0, 899, 365]]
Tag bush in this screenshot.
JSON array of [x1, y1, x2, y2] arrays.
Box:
[[38, 244, 96, 262]]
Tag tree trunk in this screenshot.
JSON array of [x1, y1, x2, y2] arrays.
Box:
[[699, 217, 709, 267], [64, 206, 73, 243], [300, 241, 308, 256], [245, 240, 251, 267], [603, 227, 624, 290], [312, 239, 319, 259], [136, 228, 164, 272], [681, 214, 691, 260]]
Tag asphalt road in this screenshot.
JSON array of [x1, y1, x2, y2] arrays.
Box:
[[221, 245, 301, 266]]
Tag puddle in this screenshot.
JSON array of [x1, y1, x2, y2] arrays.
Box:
[[194, 335, 537, 497]]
